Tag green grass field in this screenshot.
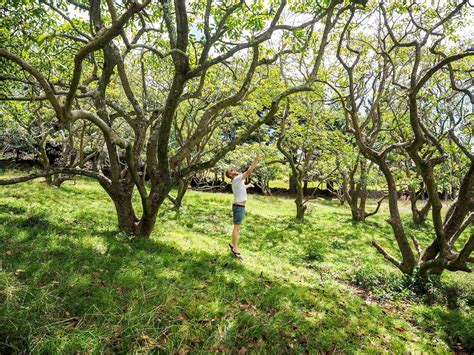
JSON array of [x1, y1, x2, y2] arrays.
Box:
[[0, 175, 472, 353]]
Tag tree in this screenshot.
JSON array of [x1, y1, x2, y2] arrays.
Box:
[[381, 1, 473, 276], [0, 0, 348, 237], [337, 152, 385, 222], [402, 156, 432, 225], [328, 1, 473, 276], [277, 92, 342, 221]]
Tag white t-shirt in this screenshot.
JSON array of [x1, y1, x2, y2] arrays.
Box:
[[232, 174, 247, 203]]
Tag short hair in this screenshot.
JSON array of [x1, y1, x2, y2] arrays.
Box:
[[225, 169, 233, 179]]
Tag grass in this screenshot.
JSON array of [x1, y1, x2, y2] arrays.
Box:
[[0, 173, 473, 353]]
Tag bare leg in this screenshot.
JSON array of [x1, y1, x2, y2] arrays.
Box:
[[231, 224, 241, 253]]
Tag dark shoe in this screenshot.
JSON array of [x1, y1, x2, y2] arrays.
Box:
[[229, 243, 242, 259]]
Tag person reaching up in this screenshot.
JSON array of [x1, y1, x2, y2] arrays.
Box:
[[225, 154, 260, 259]]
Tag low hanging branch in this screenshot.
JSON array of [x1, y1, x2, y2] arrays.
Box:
[[0, 167, 111, 187], [364, 195, 387, 218]]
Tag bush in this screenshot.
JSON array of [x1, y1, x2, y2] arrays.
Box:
[[330, 240, 345, 250], [350, 265, 406, 300], [350, 266, 473, 308], [302, 242, 326, 262]]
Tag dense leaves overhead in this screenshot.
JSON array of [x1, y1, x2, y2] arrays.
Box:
[[0, 0, 473, 277]]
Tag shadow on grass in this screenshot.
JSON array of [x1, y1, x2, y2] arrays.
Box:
[[1, 206, 426, 354], [413, 306, 474, 353], [0, 203, 27, 215], [1, 191, 472, 353], [0, 203, 74, 238]]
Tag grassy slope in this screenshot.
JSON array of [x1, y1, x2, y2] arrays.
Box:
[[0, 176, 472, 353]]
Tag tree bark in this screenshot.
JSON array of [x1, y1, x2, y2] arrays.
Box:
[[409, 186, 431, 225], [295, 176, 307, 221], [289, 175, 297, 195], [169, 176, 190, 210], [379, 161, 417, 274]]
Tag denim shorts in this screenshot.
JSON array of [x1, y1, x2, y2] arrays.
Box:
[[232, 204, 246, 225]]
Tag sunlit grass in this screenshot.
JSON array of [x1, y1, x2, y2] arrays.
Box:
[[0, 176, 472, 353]]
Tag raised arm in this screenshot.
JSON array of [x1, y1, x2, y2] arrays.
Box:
[[242, 155, 260, 179]]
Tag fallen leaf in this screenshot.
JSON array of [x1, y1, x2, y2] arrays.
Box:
[[239, 301, 250, 310], [217, 325, 225, 339], [248, 337, 259, 348], [14, 269, 26, 276], [5, 250, 12, 256], [267, 308, 276, 316], [177, 314, 188, 321], [238, 347, 247, 354], [299, 335, 308, 344], [141, 335, 157, 346], [112, 325, 123, 334], [198, 319, 212, 325], [216, 345, 227, 352]]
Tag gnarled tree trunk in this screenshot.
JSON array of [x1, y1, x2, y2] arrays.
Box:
[[294, 175, 307, 221], [341, 157, 383, 222], [168, 175, 190, 210], [409, 186, 431, 225]]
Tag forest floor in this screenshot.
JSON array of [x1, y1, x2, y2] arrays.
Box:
[[0, 173, 473, 353]]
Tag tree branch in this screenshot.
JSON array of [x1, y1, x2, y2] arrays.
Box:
[[371, 240, 403, 270], [64, 0, 150, 114], [0, 168, 111, 187], [0, 48, 61, 115]]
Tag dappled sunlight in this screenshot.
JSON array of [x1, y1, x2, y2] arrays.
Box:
[[2, 179, 472, 351], [1, 0, 472, 351]]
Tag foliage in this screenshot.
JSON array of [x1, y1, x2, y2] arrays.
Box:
[[218, 142, 287, 191]]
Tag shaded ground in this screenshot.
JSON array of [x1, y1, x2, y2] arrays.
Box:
[[0, 176, 472, 353]]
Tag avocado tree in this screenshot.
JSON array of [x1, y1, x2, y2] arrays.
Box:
[[380, 1, 473, 276], [329, 1, 473, 276], [338, 152, 385, 222], [0, 0, 349, 237], [276, 90, 345, 221]]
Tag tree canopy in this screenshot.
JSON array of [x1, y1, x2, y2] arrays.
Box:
[[1, 0, 473, 277]]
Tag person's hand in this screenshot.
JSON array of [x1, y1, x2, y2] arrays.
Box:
[[254, 154, 261, 162], [248, 183, 255, 188]]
